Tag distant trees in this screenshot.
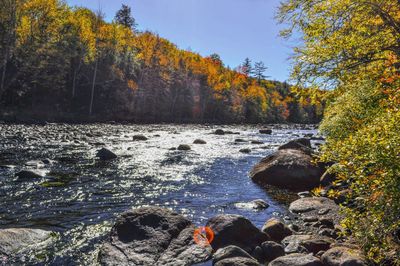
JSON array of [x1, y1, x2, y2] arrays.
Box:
[[0, 0, 324, 123], [241, 58, 253, 76]]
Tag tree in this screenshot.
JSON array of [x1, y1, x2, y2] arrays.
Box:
[[115, 4, 136, 31], [241, 58, 253, 76], [253, 61, 268, 82]]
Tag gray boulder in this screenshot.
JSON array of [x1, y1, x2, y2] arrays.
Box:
[[206, 214, 269, 253], [260, 241, 285, 262], [282, 234, 334, 254], [213, 245, 255, 264], [98, 207, 211, 266], [261, 218, 292, 242], [269, 253, 323, 266], [250, 149, 324, 191], [132, 135, 148, 141], [193, 139, 207, 144], [321, 246, 367, 266], [177, 144, 191, 151], [278, 138, 312, 155]]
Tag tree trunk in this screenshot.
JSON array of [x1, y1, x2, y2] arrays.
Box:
[[89, 58, 98, 116], [0, 55, 7, 99]]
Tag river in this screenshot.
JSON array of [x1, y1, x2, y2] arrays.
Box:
[[0, 123, 318, 265]]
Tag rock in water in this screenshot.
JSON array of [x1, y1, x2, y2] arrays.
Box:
[[177, 144, 191, 151], [261, 218, 292, 242], [278, 138, 312, 155], [132, 135, 148, 141], [321, 247, 367, 266], [239, 148, 251, 154], [98, 207, 211, 266], [15, 170, 45, 180], [193, 139, 207, 144], [259, 129, 272, 134], [214, 129, 225, 135], [206, 214, 269, 253], [269, 253, 323, 266], [96, 148, 117, 160], [249, 149, 324, 191], [0, 228, 54, 259]]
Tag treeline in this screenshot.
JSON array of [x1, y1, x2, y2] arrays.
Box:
[[0, 0, 325, 123], [278, 0, 400, 264]]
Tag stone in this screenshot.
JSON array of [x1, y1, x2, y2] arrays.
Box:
[[260, 241, 285, 262], [132, 135, 148, 141], [278, 138, 312, 155], [213, 245, 255, 264], [321, 247, 367, 266], [215, 257, 260, 266], [239, 148, 251, 154], [177, 144, 191, 151], [206, 214, 269, 253], [0, 228, 54, 258], [250, 149, 324, 191], [251, 140, 264, 144], [214, 129, 225, 135], [235, 200, 269, 210], [235, 139, 248, 143], [269, 253, 323, 266], [259, 129, 272, 134], [98, 207, 211, 266], [193, 139, 207, 144], [282, 234, 334, 254], [15, 170, 45, 180], [96, 148, 117, 160], [261, 218, 292, 242]]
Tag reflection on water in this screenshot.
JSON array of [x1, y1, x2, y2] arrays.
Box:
[[0, 123, 317, 264]]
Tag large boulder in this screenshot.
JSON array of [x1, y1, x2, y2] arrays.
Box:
[[213, 245, 255, 264], [282, 234, 334, 254], [261, 218, 292, 242], [321, 246, 367, 266], [0, 228, 55, 260], [98, 207, 211, 266], [215, 257, 260, 266], [250, 149, 324, 191], [260, 241, 285, 262], [269, 253, 323, 266], [206, 214, 269, 253], [278, 138, 312, 155]]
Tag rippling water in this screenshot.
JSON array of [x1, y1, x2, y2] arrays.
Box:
[[0, 123, 318, 265]]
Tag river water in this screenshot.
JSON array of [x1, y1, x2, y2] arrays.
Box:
[[0, 123, 318, 265]]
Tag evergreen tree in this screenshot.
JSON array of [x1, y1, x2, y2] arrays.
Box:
[[253, 61, 268, 82], [242, 58, 253, 76], [115, 4, 136, 30]]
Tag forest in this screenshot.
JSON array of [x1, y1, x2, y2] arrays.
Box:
[[0, 0, 325, 124]]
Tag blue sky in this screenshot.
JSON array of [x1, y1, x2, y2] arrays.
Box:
[[65, 0, 297, 82]]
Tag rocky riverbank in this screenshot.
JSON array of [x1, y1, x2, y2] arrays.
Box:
[[96, 138, 367, 265]]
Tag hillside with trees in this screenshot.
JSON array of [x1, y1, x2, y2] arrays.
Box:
[[0, 0, 325, 123]]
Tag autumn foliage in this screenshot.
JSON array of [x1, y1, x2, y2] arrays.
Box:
[[0, 0, 324, 123]]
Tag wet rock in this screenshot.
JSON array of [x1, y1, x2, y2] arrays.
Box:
[[96, 148, 117, 160], [0, 164, 15, 169], [269, 253, 323, 266], [250, 149, 324, 191], [235, 139, 247, 143], [193, 139, 207, 144], [278, 138, 312, 155], [132, 135, 148, 141], [25, 160, 45, 168], [235, 199, 269, 210], [213, 245, 255, 264], [259, 129, 272, 134], [261, 218, 292, 242], [15, 170, 45, 180], [321, 247, 367, 266], [0, 228, 55, 258], [260, 241, 285, 262], [206, 214, 269, 253], [282, 234, 334, 254], [214, 129, 226, 135], [251, 140, 263, 144], [177, 144, 191, 151], [239, 148, 251, 154], [42, 158, 55, 165], [98, 207, 211, 266]]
